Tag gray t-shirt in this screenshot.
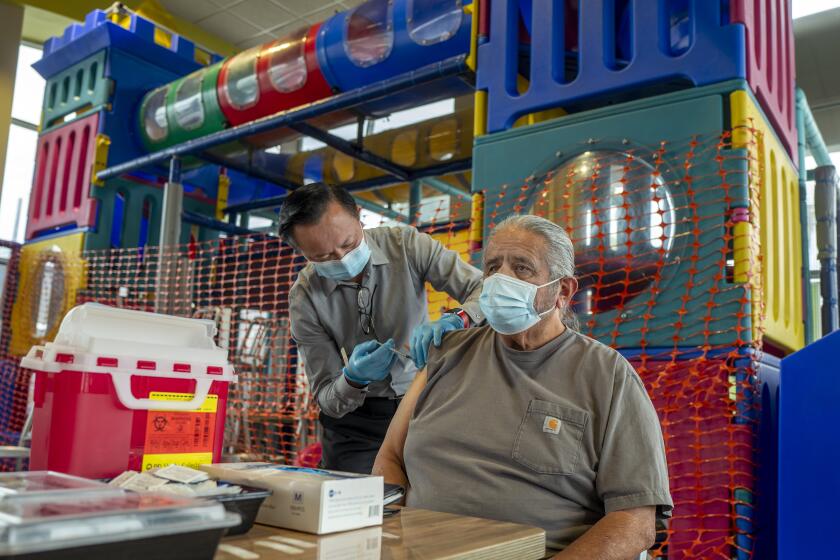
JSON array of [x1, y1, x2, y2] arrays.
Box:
[[289, 226, 484, 417], [404, 325, 673, 550]]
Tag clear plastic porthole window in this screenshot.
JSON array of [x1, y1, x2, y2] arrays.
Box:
[[408, 0, 463, 46], [142, 87, 169, 141], [345, 0, 394, 67], [223, 47, 260, 109], [173, 72, 205, 130], [267, 28, 309, 93], [527, 150, 676, 315]]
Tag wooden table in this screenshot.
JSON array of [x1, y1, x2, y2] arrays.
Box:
[[216, 507, 546, 560]]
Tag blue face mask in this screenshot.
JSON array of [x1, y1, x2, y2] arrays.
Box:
[[311, 238, 371, 281], [479, 273, 561, 335]]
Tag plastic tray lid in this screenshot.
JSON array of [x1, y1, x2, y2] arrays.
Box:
[[0, 489, 240, 556], [0, 472, 115, 501]]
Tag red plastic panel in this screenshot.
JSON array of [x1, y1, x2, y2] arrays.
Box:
[[218, 24, 333, 126], [731, 0, 798, 164], [26, 113, 99, 240], [631, 357, 755, 560]]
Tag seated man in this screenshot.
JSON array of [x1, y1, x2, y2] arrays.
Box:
[[373, 215, 672, 558]]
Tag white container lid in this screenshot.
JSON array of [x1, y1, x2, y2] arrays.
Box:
[[0, 488, 240, 556], [20, 304, 236, 411], [48, 303, 227, 365]]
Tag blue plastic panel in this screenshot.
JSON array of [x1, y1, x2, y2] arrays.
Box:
[[477, 0, 745, 132], [98, 49, 191, 166], [35, 9, 221, 81], [778, 330, 840, 559], [316, 0, 473, 115]]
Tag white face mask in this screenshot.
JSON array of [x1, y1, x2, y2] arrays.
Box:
[[479, 273, 561, 335]]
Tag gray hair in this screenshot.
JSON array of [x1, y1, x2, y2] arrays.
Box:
[[488, 215, 579, 330]]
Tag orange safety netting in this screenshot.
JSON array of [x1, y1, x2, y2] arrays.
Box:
[[0, 129, 781, 558], [0, 241, 30, 462]]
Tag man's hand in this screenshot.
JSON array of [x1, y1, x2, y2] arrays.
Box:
[[409, 313, 465, 368], [343, 339, 398, 385]]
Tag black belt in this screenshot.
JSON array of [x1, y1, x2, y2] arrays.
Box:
[[355, 396, 403, 416]]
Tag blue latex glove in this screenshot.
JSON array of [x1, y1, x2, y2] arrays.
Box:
[[343, 339, 398, 385], [410, 313, 465, 369]]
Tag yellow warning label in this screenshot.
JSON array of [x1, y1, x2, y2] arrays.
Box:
[[149, 392, 218, 413], [141, 452, 214, 472]]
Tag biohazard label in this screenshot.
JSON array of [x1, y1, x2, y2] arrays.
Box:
[[142, 393, 218, 470]]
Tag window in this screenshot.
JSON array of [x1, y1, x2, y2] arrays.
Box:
[[0, 44, 44, 242], [173, 71, 205, 130], [222, 47, 260, 110], [793, 0, 840, 19], [408, 0, 463, 46], [345, 0, 394, 67], [142, 86, 169, 142], [267, 28, 308, 93], [370, 98, 454, 133]]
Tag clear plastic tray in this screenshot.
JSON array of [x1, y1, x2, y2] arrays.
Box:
[[0, 471, 112, 500], [0, 489, 239, 557]]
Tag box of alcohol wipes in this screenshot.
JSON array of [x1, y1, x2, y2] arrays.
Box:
[[200, 463, 383, 534]]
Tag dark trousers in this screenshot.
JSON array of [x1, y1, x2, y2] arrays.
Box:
[[319, 397, 401, 474]]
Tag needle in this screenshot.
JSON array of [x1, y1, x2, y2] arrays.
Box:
[[376, 341, 412, 361]]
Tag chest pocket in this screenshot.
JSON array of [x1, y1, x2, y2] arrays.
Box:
[[512, 399, 589, 475]]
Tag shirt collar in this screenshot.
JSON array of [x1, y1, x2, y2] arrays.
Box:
[[318, 230, 389, 295]]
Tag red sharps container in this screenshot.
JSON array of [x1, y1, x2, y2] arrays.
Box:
[[22, 303, 237, 478]]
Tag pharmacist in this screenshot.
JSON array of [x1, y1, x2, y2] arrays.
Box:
[[282, 183, 483, 473]]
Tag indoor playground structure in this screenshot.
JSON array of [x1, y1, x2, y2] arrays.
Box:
[[0, 0, 837, 558]]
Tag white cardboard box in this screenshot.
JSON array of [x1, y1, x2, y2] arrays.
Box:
[[200, 463, 383, 534]]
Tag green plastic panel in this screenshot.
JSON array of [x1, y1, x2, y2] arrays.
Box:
[[139, 62, 226, 151], [41, 50, 111, 132], [472, 80, 754, 348], [83, 176, 218, 251]]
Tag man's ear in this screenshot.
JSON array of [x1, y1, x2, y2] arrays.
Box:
[[558, 277, 578, 305]]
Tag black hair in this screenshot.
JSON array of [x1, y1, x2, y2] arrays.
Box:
[[278, 182, 359, 243]]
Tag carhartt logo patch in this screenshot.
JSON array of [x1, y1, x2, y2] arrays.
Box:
[[543, 416, 561, 434]]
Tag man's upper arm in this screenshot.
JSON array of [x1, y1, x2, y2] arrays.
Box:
[[595, 358, 673, 518], [405, 228, 484, 321], [375, 370, 428, 472]]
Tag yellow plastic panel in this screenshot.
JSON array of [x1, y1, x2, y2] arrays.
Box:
[[153, 26, 173, 49], [391, 130, 418, 167], [465, 2, 478, 71], [9, 233, 87, 356], [92, 134, 111, 187], [425, 228, 473, 321], [469, 191, 484, 252], [194, 47, 212, 67], [216, 173, 230, 220], [331, 152, 355, 183], [429, 119, 460, 161], [474, 90, 487, 138], [730, 90, 804, 352]]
